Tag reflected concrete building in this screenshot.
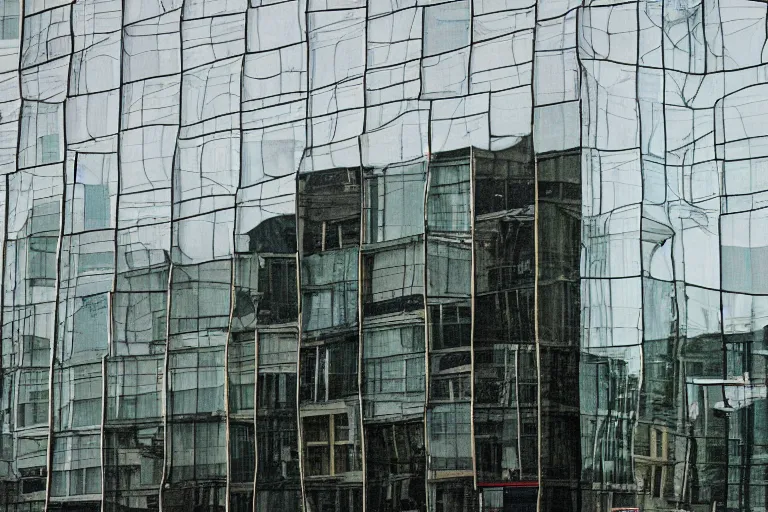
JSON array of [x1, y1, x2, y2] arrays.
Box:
[[0, 0, 767, 511]]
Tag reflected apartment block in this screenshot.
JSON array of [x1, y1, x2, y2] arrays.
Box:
[[2, 0, 768, 512], [298, 167, 364, 511], [473, 140, 538, 512], [362, 158, 427, 512]]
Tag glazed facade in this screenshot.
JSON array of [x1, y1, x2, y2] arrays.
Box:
[[0, 0, 766, 511]]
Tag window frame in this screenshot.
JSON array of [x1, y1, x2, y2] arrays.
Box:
[[302, 413, 358, 477]]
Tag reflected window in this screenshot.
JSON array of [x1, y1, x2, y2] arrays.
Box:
[[169, 422, 226, 483], [78, 250, 113, 273], [423, 1, 469, 56], [50, 435, 102, 497], [169, 350, 225, 415], [22, 336, 49, 367], [72, 294, 109, 357], [363, 244, 425, 314], [18, 371, 48, 427], [38, 134, 59, 164], [429, 304, 471, 350], [229, 340, 255, 414], [259, 333, 297, 366], [306, 488, 363, 512], [428, 403, 472, 470], [433, 481, 473, 512], [299, 168, 361, 254], [0, 0, 18, 40], [427, 242, 472, 297], [365, 164, 426, 243], [107, 358, 162, 421], [257, 257, 297, 324], [83, 184, 110, 230], [27, 236, 57, 288], [300, 339, 357, 402], [301, 251, 358, 331], [303, 413, 360, 477], [257, 373, 296, 410], [257, 332, 297, 411], [257, 417, 299, 482], [230, 424, 255, 483], [427, 157, 471, 232]]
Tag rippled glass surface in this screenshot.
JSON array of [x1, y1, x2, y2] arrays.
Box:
[[0, 0, 765, 511]]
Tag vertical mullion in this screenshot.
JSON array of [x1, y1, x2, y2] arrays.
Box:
[[422, 152, 431, 512], [329, 413, 335, 477], [252, 328, 260, 508], [469, 146, 477, 491], [43, 1, 70, 503]]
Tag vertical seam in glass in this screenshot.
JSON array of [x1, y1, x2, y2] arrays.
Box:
[[101, 0, 127, 507], [224, 186, 238, 512], [358, 0, 369, 503], [224, 27, 249, 509], [159, 261, 174, 512], [715, 0, 729, 504], [252, 327, 260, 510], [533, 154, 542, 512], [100, 294, 110, 512], [422, 151, 431, 512], [4, 2, 20, 503], [43, 1, 71, 507], [357, 155, 367, 512], [295, 248, 306, 510], [160, 2, 184, 508], [0, 177, 7, 496], [631, 0, 645, 505], [529, 0, 541, 509], [296, 0, 311, 507], [469, 145, 478, 492], [239, 5, 257, 508], [515, 348, 523, 478]]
